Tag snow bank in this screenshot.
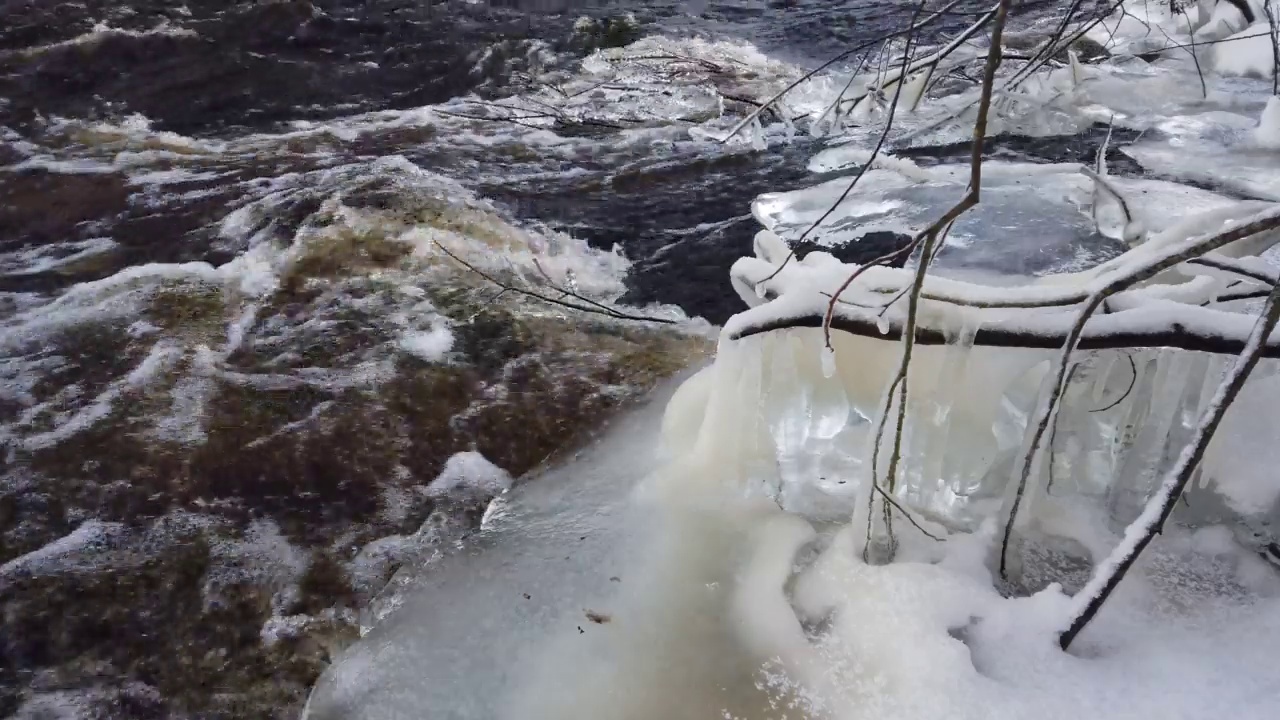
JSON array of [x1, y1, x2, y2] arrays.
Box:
[[491, 331, 1280, 720], [1211, 23, 1278, 78]]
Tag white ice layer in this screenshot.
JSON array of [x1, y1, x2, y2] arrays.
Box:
[[754, 160, 1244, 277], [304, 319, 1280, 720]]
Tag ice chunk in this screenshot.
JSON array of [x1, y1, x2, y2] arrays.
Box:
[[1211, 23, 1278, 78], [1124, 110, 1280, 201], [398, 324, 454, 362], [428, 451, 513, 498], [1254, 95, 1280, 149], [755, 162, 1128, 278]]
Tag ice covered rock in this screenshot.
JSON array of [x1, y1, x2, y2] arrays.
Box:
[[752, 160, 1241, 280], [1211, 22, 1278, 78], [427, 451, 513, 499], [1254, 94, 1280, 148], [398, 323, 454, 362]]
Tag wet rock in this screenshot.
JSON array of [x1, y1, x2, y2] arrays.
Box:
[[1070, 35, 1110, 63], [568, 13, 646, 56], [0, 169, 130, 249]]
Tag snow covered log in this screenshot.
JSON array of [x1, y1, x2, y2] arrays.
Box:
[[729, 305, 1280, 357], [726, 197, 1280, 357]]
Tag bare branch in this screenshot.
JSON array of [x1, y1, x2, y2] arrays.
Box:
[[1185, 255, 1279, 285], [1265, 0, 1280, 95], [998, 208, 1280, 579], [731, 303, 1280, 357], [434, 242, 677, 325], [1059, 279, 1280, 650]]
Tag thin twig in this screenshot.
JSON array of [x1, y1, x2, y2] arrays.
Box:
[[822, 241, 923, 348], [1266, 0, 1280, 95], [1045, 362, 1081, 496], [435, 242, 677, 324], [1185, 255, 1280, 285], [720, 0, 971, 143], [868, 0, 1013, 561], [1174, 6, 1208, 99], [1089, 352, 1138, 412]]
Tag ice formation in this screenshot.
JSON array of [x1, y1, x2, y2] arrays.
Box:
[[398, 323, 455, 362], [427, 451, 513, 498], [303, 3, 1280, 719]]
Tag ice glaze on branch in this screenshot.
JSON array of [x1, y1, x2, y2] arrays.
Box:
[[729, 306, 1280, 358]]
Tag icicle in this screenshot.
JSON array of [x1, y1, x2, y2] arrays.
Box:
[[810, 96, 838, 139], [1253, 95, 1280, 150], [809, 376, 850, 441], [911, 311, 982, 520], [782, 112, 797, 141], [761, 334, 814, 500], [1107, 349, 1206, 529], [901, 68, 932, 113], [821, 345, 837, 379], [850, 93, 877, 125], [750, 116, 767, 151]]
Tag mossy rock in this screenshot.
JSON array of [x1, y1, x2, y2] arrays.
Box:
[[285, 227, 415, 281], [572, 14, 645, 55], [147, 280, 227, 335]]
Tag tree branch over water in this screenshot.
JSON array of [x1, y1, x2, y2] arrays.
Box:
[[434, 241, 678, 325]]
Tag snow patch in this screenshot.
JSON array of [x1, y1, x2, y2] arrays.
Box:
[[428, 451, 513, 498], [398, 324, 454, 362]]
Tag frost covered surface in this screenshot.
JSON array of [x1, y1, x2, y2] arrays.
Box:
[[428, 451, 513, 498]]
